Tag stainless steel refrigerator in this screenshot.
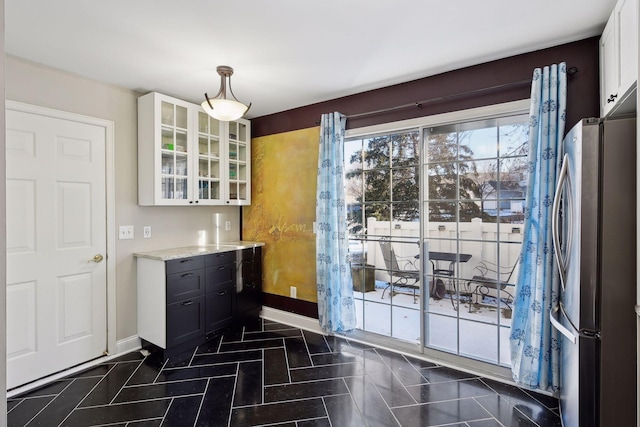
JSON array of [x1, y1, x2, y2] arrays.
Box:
[[550, 117, 637, 427]]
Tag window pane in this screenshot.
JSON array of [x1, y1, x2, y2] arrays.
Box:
[[459, 159, 498, 205], [392, 202, 419, 222], [425, 162, 457, 201], [362, 136, 391, 169], [427, 201, 456, 222], [462, 125, 498, 161], [499, 122, 529, 158], [345, 169, 363, 206], [460, 319, 498, 363], [363, 170, 390, 202], [392, 131, 420, 166], [426, 131, 457, 163], [347, 204, 364, 237], [392, 167, 418, 202], [365, 203, 391, 224], [345, 139, 363, 174]]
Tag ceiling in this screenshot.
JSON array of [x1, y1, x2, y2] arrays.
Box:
[[6, 1, 616, 119]]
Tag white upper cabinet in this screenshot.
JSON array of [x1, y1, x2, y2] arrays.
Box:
[[138, 92, 251, 206], [225, 119, 251, 205], [600, 0, 638, 116]]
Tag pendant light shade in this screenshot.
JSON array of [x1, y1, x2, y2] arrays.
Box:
[[202, 65, 251, 121]]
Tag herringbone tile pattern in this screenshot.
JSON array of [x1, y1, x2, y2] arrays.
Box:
[[8, 320, 561, 426]]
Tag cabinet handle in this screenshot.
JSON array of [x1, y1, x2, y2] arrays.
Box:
[[181, 273, 193, 278], [607, 93, 618, 103], [180, 259, 193, 263], [182, 300, 194, 306], [217, 290, 227, 296], [217, 266, 226, 271]]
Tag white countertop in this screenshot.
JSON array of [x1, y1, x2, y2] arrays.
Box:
[[133, 241, 265, 261]]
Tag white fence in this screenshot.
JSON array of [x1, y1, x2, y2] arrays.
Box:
[[359, 217, 522, 284]]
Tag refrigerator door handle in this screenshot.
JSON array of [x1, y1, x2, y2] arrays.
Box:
[[552, 153, 571, 290], [550, 304, 577, 344]]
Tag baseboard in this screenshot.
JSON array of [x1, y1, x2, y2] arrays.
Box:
[[116, 335, 142, 355], [261, 293, 319, 319], [8, 336, 142, 398], [260, 306, 324, 335]]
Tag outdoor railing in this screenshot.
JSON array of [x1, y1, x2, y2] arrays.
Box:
[[351, 217, 522, 285]]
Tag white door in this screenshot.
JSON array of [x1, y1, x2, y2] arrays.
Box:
[[6, 109, 107, 389]]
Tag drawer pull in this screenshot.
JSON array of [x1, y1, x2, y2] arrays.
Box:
[[180, 259, 193, 264], [181, 300, 194, 306], [217, 266, 226, 271], [217, 290, 228, 296], [181, 273, 194, 278]]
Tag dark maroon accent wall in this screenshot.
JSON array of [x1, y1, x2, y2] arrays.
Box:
[[252, 37, 600, 138], [253, 37, 599, 320]]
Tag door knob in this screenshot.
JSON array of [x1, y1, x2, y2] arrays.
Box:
[[89, 254, 104, 263]]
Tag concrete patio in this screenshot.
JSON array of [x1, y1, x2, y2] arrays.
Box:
[[353, 281, 513, 367]]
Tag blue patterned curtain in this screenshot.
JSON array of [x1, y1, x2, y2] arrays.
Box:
[[510, 63, 567, 392], [316, 112, 356, 333]]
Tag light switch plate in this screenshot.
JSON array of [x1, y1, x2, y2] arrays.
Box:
[[119, 225, 134, 240]]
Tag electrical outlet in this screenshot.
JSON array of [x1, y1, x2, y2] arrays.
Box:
[[225, 221, 231, 231], [290, 286, 297, 299], [143, 226, 151, 238], [119, 225, 134, 240]]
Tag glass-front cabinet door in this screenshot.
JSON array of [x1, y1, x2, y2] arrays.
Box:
[[197, 112, 222, 204], [159, 100, 191, 203], [226, 119, 251, 205], [138, 92, 251, 206]]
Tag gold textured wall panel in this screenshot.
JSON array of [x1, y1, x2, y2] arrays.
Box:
[[242, 127, 319, 302]]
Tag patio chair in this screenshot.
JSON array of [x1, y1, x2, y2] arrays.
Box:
[[379, 238, 420, 302], [466, 259, 518, 312]]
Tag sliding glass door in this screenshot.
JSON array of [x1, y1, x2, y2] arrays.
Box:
[[345, 110, 529, 368], [422, 114, 528, 366], [345, 130, 421, 343]]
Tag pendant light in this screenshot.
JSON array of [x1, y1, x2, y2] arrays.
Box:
[[201, 65, 251, 121]]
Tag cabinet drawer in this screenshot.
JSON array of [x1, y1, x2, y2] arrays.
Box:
[[166, 256, 205, 275], [167, 269, 205, 304], [166, 295, 206, 348], [206, 283, 235, 334], [205, 251, 236, 267], [206, 263, 236, 291]]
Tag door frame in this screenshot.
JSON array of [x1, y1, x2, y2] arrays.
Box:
[[6, 100, 117, 361]]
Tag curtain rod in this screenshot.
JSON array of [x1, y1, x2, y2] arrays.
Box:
[[340, 66, 579, 121]]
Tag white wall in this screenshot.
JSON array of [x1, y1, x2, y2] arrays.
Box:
[[5, 55, 242, 342]]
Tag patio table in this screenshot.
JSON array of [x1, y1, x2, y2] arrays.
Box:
[[428, 251, 472, 309]]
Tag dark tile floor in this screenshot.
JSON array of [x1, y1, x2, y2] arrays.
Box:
[[7, 319, 561, 426]]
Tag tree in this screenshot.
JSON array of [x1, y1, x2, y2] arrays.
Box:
[[460, 123, 529, 223], [346, 131, 420, 232], [425, 132, 485, 222]]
